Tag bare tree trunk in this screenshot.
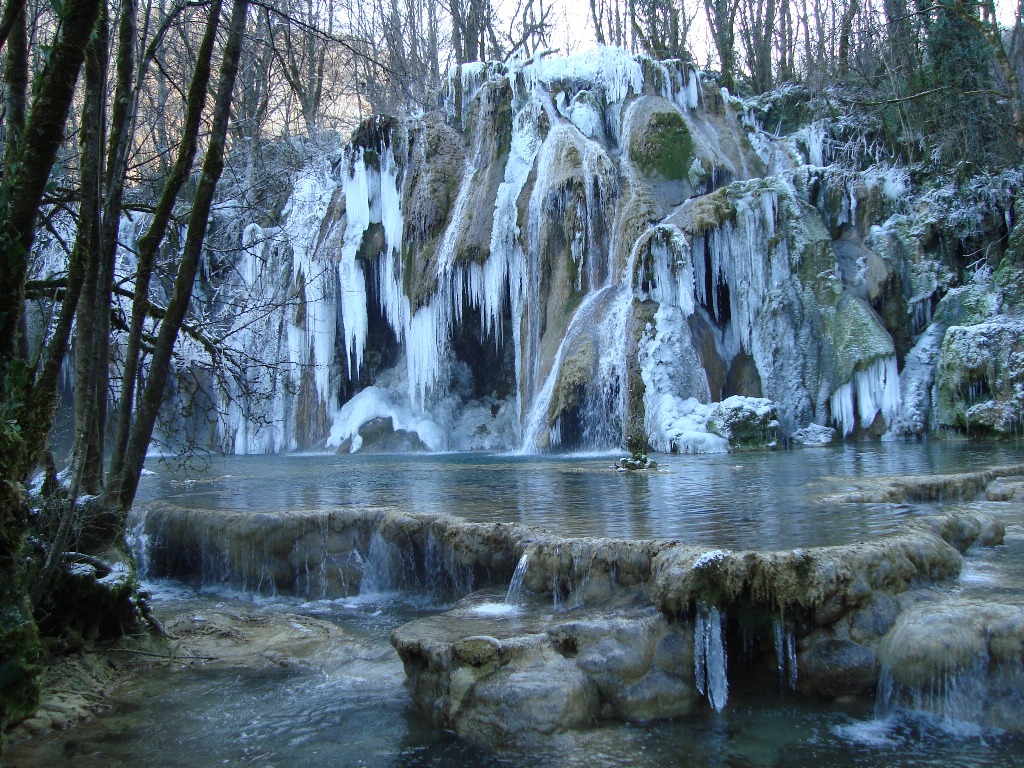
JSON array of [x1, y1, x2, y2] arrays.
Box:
[[838, 0, 858, 77], [106, 0, 224, 498], [116, 0, 250, 513], [705, 0, 738, 92], [69, 4, 109, 496]]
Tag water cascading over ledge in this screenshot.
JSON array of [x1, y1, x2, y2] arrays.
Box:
[[129, 464, 1024, 746], [208, 47, 1022, 455]]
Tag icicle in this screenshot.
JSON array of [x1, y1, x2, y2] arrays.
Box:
[[832, 356, 901, 436], [338, 149, 372, 378], [686, 69, 700, 110], [695, 604, 729, 711], [805, 122, 826, 167], [830, 382, 857, 437], [774, 617, 798, 690]]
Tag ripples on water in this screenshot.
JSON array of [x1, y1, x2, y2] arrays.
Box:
[[137, 441, 1021, 548]]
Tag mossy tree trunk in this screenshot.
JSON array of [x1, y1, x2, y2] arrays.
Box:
[[105, 0, 224, 500], [0, 0, 104, 741]]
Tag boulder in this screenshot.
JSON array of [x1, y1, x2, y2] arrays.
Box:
[[706, 396, 780, 449], [936, 318, 1024, 434], [798, 637, 878, 698], [391, 595, 698, 746]]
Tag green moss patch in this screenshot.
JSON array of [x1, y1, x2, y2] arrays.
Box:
[[631, 110, 694, 182]]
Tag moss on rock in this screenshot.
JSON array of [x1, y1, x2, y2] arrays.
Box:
[[630, 109, 694, 182]]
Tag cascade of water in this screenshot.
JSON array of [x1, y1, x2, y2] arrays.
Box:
[[360, 531, 401, 594], [876, 659, 994, 726], [504, 546, 534, 605], [520, 99, 650, 452], [695, 604, 729, 712], [569, 548, 598, 608], [422, 531, 474, 598], [126, 507, 151, 580], [519, 286, 616, 450], [774, 617, 798, 690], [424, 531, 446, 595]]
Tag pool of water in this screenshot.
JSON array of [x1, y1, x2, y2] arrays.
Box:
[[136, 442, 1022, 548], [9, 580, 1024, 768]]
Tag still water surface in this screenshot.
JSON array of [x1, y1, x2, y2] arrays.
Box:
[[136, 441, 1021, 548]]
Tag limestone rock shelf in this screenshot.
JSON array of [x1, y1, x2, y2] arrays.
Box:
[[133, 463, 1024, 745]]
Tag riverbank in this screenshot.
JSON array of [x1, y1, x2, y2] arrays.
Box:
[[6, 596, 381, 751]]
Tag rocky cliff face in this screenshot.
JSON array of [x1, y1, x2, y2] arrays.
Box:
[[211, 48, 1023, 454]]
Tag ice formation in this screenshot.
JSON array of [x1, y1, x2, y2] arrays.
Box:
[[695, 604, 729, 711], [202, 48, 955, 455], [829, 356, 901, 437]]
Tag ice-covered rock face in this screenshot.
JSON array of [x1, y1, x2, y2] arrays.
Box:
[[206, 48, 1020, 454], [936, 319, 1024, 434]]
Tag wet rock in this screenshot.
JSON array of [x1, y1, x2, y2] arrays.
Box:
[[459, 648, 600, 744], [912, 508, 1005, 552], [391, 596, 696, 746], [138, 494, 1021, 742], [799, 637, 878, 697], [985, 477, 1024, 501], [877, 599, 1024, 732], [821, 463, 1024, 503], [848, 593, 900, 644], [651, 532, 962, 626]]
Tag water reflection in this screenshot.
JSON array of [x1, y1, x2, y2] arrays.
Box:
[[137, 442, 1023, 549]]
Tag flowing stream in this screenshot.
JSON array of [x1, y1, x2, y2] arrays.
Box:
[[8, 442, 1024, 767]]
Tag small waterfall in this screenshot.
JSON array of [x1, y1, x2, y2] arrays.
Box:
[[774, 618, 798, 690], [695, 604, 729, 712], [569, 548, 598, 608], [505, 546, 534, 606], [126, 507, 151, 580], [360, 531, 401, 595], [519, 287, 614, 451], [876, 659, 993, 726], [425, 530, 475, 599]]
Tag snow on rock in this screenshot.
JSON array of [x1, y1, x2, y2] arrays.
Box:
[[791, 423, 837, 446], [524, 46, 645, 105], [887, 324, 943, 438], [327, 386, 445, 453], [936, 318, 1024, 434], [706, 396, 780, 449]]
